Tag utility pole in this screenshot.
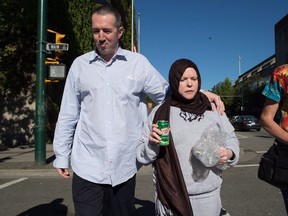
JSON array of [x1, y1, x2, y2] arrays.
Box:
[[239, 55, 244, 112], [238, 55, 241, 76], [137, 12, 141, 53], [35, 0, 47, 165]]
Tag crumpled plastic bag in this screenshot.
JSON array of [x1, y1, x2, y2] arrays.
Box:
[[190, 123, 230, 182], [191, 123, 229, 170]]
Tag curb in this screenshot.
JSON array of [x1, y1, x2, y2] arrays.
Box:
[[0, 166, 153, 178], [0, 169, 59, 177]]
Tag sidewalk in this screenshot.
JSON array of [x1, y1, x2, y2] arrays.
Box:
[[0, 144, 57, 177], [0, 144, 154, 177], [0, 144, 248, 178]]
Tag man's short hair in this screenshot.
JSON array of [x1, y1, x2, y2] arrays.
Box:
[[92, 5, 122, 28]]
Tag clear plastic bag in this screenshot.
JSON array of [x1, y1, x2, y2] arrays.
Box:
[[191, 123, 229, 170]]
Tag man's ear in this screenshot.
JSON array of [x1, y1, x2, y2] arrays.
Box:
[[118, 27, 124, 39]]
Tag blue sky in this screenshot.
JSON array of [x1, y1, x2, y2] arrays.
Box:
[[134, 0, 288, 90]]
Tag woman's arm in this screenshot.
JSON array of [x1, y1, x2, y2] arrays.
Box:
[[137, 116, 160, 165]]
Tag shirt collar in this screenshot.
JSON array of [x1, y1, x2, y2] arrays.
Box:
[[89, 47, 127, 64]]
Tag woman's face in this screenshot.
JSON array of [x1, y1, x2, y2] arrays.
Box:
[[178, 67, 199, 100]]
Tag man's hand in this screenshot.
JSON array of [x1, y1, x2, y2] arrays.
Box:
[[202, 91, 225, 114], [56, 168, 71, 178]]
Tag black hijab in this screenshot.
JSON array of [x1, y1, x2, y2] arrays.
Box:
[[169, 58, 211, 119], [153, 59, 211, 216]]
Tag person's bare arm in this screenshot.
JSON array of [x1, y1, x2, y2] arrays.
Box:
[[260, 98, 288, 144]]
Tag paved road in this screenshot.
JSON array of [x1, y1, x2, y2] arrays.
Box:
[[0, 130, 287, 216]]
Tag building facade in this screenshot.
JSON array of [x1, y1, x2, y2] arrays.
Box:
[[236, 14, 288, 87], [232, 14, 288, 117]]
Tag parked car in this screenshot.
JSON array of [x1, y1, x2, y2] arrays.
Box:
[[230, 115, 261, 131]]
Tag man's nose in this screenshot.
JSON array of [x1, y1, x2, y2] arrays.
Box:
[[98, 30, 105, 40], [99, 39, 105, 44]]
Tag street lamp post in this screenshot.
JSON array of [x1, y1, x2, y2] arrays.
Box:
[[35, 0, 47, 165], [239, 55, 244, 112], [137, 12, 140, 53], [238, 55, 241, 77]]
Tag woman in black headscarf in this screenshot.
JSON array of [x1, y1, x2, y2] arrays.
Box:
[[137, 58, 240, 216]]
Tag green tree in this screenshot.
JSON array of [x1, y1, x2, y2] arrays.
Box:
[[0, 0, 134, 147], [0, 0, 38, 147], [211, 77, 235, 116], [46, 0, 134, 141]]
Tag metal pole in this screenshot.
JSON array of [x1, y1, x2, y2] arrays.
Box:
[[238, 55, 241, 76], [131, 0, 134, 51], [239, 55, 244, 112], [35, 0, 47, 165], [137, 12, 140, 53]]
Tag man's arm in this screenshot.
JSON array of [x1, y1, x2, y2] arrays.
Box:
[[202, 91, 225, 114], [53, 64, 80, 178], [260, 98, 288, 144]]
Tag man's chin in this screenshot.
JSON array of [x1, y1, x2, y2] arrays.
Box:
[[96, 46, 107, 52]]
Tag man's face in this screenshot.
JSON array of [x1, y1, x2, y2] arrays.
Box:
[[147, 103, 153, 109], [92, 13, 124, 62]]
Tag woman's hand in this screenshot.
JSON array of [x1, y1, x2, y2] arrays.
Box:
[[149, 123, 171, 145], [218, 147, 234, 164], [149, 124, 162, 145]]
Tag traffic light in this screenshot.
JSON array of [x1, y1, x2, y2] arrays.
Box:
[[47, 29, 66, 44], [46, 29, 69, 55], [45, 57, 60, 65], [45, 29, 69, 81], [47, 64, 66, 80]]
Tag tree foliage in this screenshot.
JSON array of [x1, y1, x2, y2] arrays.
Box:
[[0, 0, 38, 147], [0, 0, 134, 147], [211, 77, 235, 116], [211, 75, 266, 118]]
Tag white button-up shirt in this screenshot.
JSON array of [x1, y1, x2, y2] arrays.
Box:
[[53, 47, 169, 186]]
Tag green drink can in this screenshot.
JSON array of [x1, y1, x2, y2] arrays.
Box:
[[157, 120, 170, 146]]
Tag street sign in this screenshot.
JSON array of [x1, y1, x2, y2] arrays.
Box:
[[46, 43, 69, 51]]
